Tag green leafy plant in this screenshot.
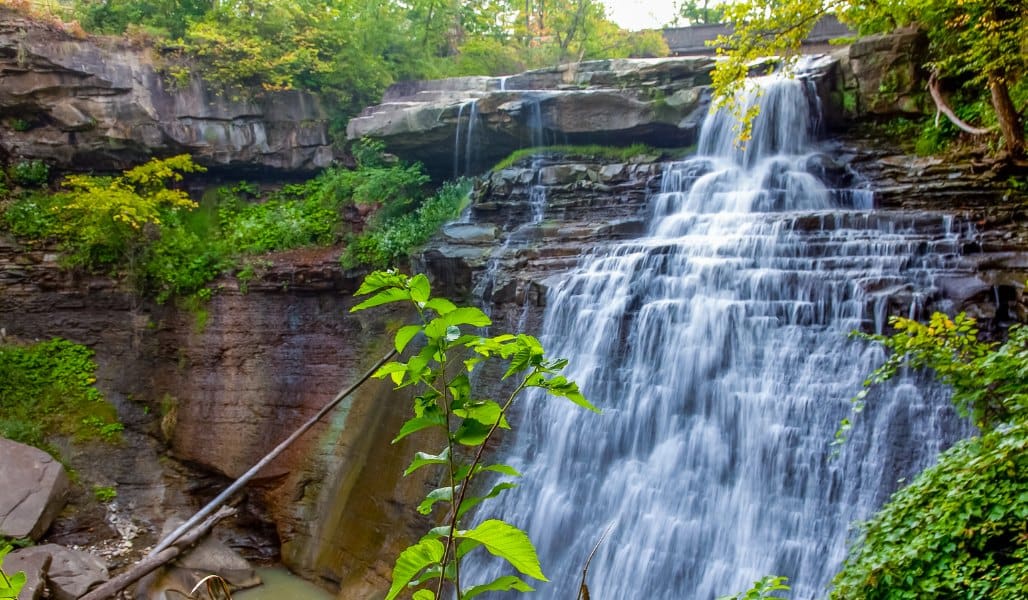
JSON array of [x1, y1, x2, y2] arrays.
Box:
[[718, 576, 790, 600], [92, 485, 118, 503], [830, 311, 1028, 597], [341, 179, 470, 269], [840, 312, 1026, 441], [8, 160, 49, 187], [831, 421, 1028, 599], [351, 270, 598, 600], [0, 545, 26, 600]]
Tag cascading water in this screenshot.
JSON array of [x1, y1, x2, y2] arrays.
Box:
[[454, 100, 481, 178], [474, 73, 969, 598]]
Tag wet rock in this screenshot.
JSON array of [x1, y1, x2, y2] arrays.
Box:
[[0, 439, 69, 540]]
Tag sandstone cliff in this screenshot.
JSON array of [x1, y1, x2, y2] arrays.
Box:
[[0, 8, 333, 174]]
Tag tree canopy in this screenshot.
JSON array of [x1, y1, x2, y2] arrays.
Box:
[[711, 0, 1027, 157]]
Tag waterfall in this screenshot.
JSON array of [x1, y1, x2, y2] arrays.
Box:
[[454, 100, 480, 179], [473, 74, 969, 598]]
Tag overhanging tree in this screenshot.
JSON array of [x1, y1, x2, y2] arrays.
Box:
[[711, 0, 1027, 158]]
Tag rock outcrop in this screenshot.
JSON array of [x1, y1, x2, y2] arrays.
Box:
[[348, 57, 716, 178], [0, 438, 69, 540], [0, 9, 333, 174], [348, 30, 935, 180]]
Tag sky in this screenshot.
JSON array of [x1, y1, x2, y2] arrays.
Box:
[[603, 0, 680, 31]]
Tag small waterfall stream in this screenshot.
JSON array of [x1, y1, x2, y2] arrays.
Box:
[[475, 74, 969, 598]]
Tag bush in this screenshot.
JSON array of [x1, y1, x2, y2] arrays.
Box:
[[341, 179, 470, 268], [831, 422, 1028, 599]]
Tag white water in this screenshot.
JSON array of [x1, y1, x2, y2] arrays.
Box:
[[474, 74, 968, 598]]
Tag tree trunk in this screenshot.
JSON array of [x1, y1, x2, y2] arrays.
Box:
[[989, 74, 1026, 158]]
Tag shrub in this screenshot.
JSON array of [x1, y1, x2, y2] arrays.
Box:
[[8, 160, 49, 187]]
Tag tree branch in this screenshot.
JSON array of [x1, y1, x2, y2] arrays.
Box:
[[928, 73, 997, 136]]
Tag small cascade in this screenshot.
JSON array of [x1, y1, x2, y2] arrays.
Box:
[[527, 97, 547, 223], [453, 99, 481, 178], [472, 73, 970, 598]]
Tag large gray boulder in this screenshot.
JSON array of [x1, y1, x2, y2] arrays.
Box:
[[0, 9, 333, 174], [0, 438, 69, 540], [8, 544, 109, 600]]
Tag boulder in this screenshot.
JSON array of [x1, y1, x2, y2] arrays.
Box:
[[3, 547, 49, 600], [0, 438, 69, 540], [9, 544, 108, 600]]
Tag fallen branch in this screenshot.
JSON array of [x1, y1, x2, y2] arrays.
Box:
[[79, 348, 397, 599], [78, 506, 236, 600], [928, 73, 997, 136], [147, 348, 397, 558]]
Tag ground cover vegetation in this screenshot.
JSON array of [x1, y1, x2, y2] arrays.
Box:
[[0, 143, 468, 303], [710, 0, 1027, 158], [0, 337, 121, 454]]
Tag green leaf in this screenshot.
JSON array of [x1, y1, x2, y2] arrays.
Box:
[[538, 376, 600, 413], [479, 463, 521, 477], [457, 482, 517, 519], [456, 520, 547, 581], [425, 307, 492, 339], [409, 273, 431, 304], [454, 417, 492, 446], [425, 297, 457, 315], [412, 589, 435, 600], [393, 412, 446, 443], [453, 400, 508, 429], [384, 538, 444, 600], [463, 575, 535, 599], [374, 361, 408, 386], [395, 325, 422, 354], [352, 287, 411, 312], [355, 270, 408, 296], [418, 486, 455, 515], [404, 447, 451, 476]]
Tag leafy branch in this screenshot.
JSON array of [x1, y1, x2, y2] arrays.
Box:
[[351, 270, 598, 600]]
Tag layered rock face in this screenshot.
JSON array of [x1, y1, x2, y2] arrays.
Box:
[[348, 58, 716, 178], [0, 9, 333, 173], [422, 147, 1028, 338], [348, 32, 928, 180]]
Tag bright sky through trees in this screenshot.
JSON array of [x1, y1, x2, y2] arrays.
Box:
[[603, 0, 679, 30]]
